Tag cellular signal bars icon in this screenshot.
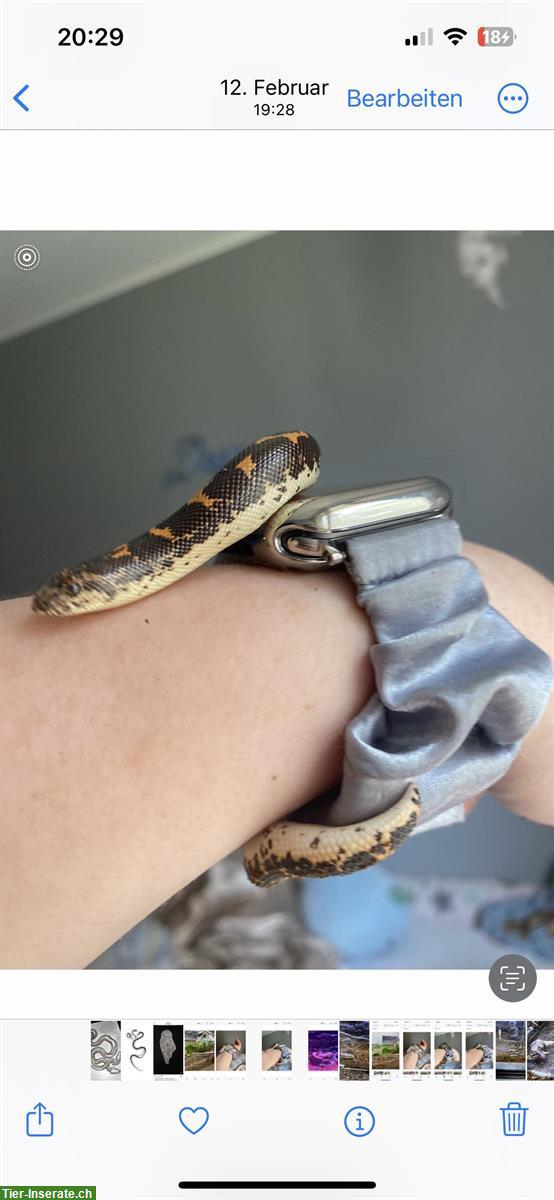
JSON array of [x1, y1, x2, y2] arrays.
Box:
[[405, 28, 434, 46]]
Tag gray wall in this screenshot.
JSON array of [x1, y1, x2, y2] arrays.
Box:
[[1, 231, 552, 882]]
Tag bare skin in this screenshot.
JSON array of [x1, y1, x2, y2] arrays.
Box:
[[0, 542, 552, 968], [262, 1046, 284, 1070], [434, 1046, 460, 1067], [403, 1039, 430, 1070], [215, 1049, 233, 1072], [215, 1039, 243, 1071]]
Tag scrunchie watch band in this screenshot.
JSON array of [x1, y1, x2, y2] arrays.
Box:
[[336, 516, 552, 828], [243, 508, 552, 886]]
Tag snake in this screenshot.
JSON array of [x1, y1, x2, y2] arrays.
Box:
[[126, 1028, 147, 1070], [90, 1027, 121, 1074], [32, 430, 420, 885]]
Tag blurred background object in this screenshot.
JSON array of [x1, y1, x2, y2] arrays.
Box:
[[2, 230, 552, 969]]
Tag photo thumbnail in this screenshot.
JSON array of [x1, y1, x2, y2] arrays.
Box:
[[215, 1031, 246, 1072], [495, 1021, 526, 1081], [339, 1021, 370, 1080], [308, 1030, 339, 1072], [526, 1021, 554, 1082], [403, 1030, 432, 1073], [153, 1024, 184, 1077], [261, 1031, 292, 1072], [185, 1030, 215, 1071]]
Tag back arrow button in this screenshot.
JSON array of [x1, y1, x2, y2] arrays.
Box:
[[13, 84, 30, 112]]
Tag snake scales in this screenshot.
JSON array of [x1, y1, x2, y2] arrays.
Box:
[[33, 431, 420, 885]]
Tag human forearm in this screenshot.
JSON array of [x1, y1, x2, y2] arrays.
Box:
[[0, 563, 371, 967], [1, 541, 552, 967]]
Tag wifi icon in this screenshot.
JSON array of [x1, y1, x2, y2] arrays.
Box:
[[443, 27, 467, 45]]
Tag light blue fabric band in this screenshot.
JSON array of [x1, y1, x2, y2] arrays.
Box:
[[328, 517, 552, 828]]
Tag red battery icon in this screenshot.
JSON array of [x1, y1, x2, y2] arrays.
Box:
[[478, 26, 515, 46]]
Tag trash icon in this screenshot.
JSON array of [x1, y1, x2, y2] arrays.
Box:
[[500, 1100, 528, 1136]]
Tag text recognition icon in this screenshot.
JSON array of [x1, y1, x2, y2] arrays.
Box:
[[344, 1106, 375, 1137], [500, 964, 526, 991], [489, 954, 537, 1000]]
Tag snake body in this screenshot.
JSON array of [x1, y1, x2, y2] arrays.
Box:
[[90, 1028, 121, 1074], [126, 1028, 147, 1070], [242, 785, 420, 887], [33, 432, 320, 617], [33, 430, 420, 882]]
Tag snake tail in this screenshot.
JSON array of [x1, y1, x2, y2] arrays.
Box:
[[242, 784, 421, 887]]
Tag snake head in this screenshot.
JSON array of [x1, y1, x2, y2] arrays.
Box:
[[32, 569, 83, 617]]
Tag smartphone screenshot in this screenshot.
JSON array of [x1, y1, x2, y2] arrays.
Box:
[[0, 2, 553, 1198]]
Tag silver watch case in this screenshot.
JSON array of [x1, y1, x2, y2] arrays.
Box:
[[251, 477, 453, 570]]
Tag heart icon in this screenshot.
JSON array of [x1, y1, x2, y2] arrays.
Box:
[[178, 1106, 209, 1135]]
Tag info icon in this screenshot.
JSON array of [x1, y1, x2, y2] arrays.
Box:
[[344, 1106, 375, 1137], [489, 954, 537, 1002]]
